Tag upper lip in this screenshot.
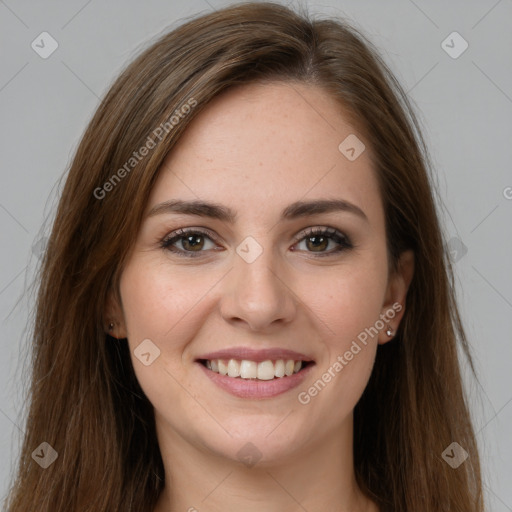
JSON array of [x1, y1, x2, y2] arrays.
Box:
[[196, 347, 314, 363]]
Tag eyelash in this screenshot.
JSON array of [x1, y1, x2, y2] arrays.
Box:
[[160, 226, 353, 258]]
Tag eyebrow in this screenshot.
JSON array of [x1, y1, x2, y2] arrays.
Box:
[[147, 198, 368, 223]]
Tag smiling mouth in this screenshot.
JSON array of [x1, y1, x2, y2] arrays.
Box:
[[198, 358, 314, 380]]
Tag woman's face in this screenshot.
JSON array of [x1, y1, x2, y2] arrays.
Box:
[[112, 81, 411, 466]]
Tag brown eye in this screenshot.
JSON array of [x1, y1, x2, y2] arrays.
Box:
[[294, 227, 353, 256], [304, 234, 329, 252], [181, 233, 205, 251], [161, 228, 217, 257]]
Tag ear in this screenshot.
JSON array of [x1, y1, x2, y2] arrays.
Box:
[[378, 249, 414, 345], [104, 289, 128, 339]]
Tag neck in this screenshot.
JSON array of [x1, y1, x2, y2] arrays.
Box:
[[153, 414, 378, 512]]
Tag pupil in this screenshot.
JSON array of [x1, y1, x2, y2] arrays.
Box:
[[307, 235, 327, 251], [184, 234, 204, 250]]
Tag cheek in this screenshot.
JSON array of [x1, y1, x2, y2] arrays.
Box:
[[297, 275, 384, 424], [300, 255, 388, 408], [309, 262, 388, 347], [119, 258, 214, 343], [118, 259, 212, 410]]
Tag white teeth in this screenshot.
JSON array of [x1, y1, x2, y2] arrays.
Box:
[[274, 359, 285, 378], [227, 359, 240, 377], [240, 360, 257, 379], [204, 358, 304, 380], [218, 360, 228, 376], [257, 360, 275, 380]]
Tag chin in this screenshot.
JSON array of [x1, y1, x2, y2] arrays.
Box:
[[199, 418, 308, 468]]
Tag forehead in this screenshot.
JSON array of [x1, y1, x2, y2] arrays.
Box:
[[148, 82, 382, 224]]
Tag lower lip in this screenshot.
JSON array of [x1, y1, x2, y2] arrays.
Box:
[[197, 362, 314, 399]]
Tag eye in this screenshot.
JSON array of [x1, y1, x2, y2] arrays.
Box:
[[160, 226, 353, 259], [160, 228, 219, 258], [292, 227, 353, 256]]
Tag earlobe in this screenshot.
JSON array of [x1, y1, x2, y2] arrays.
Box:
[[378, 249, 415, 345], [104, 291, 128, 339]]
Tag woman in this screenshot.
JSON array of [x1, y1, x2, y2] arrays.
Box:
[[4, 2, 484, 511]]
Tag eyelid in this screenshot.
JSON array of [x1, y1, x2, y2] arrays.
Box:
[[162, 226, 220, 244], [292, 225, 348, 242], [161, 224, 353, 258], [162, 225, 349, 243]]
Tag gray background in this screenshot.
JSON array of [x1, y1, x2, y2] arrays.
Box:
[[1, 0, 511, 509]]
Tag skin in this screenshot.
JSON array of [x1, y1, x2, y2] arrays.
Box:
[[106, 81, 414, 512]]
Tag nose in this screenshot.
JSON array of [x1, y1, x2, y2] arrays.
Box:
[[219, 244, 297, 332]]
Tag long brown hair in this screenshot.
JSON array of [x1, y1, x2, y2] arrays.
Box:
[[4, 2, 484, 510]]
